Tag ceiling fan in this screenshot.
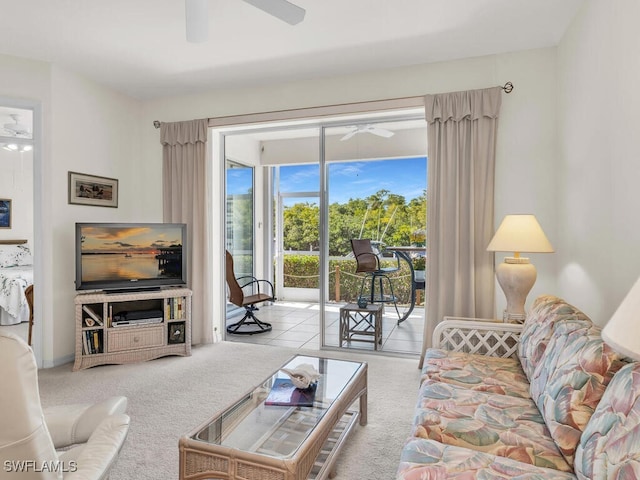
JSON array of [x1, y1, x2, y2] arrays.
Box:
[[185, 0, 306, 43], [3, 114, 31, 138], [340, 124, 395, 142]]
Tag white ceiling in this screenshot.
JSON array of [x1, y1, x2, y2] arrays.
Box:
[[0, 0, 584, 100]]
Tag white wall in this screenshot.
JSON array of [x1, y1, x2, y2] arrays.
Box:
[[142, 47, 560, 332], [49, 66, 143, 361], [0, 54, 146, 366], [225, 135, 261, 166], [0, 45, 564, 362], [557, 0, 640, 325], [0, 54, 51, 364]]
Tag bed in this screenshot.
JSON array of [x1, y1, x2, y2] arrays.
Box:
[[0, 240, 34, 326]]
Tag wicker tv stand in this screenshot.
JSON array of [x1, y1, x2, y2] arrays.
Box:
[[73, 287, 191, 371]]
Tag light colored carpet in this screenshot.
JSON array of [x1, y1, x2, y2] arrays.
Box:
[[38, 342, 421, 479]]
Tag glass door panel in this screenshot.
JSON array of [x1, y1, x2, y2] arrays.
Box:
[[274, 164, 320, 303], [226, 160, 254, 315], [321, 118, 427, 353]]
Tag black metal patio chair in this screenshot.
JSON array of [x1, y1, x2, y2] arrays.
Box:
[[350, 239, 401, 318]]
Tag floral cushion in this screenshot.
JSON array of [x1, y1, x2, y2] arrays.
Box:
[[518, 295, 587, 381], [0, 244, 32, 268], [412, 380, 571, 472], [529, 319, 625, 468], [574, 361, 640, 479], [422, 349, 531, 398], [397, 438, 577, 480]]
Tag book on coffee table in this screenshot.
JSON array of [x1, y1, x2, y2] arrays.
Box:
[[265, 378, 317, 407]]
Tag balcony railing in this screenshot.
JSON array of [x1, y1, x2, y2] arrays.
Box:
[[283, 254, 424, 306]]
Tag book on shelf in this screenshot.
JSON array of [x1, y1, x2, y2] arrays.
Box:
[[166, 297, 184, 320], [265, 378, 317, 407], [82, 329, 103, 355], [92, 330, 100, 352], [82, 305, 103, 326], [82, 330, 90, 355]]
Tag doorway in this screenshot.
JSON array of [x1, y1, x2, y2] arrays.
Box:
[[275, 165, 320, 302], [0, 103, 38, 362], [220, 107, 427, 355]]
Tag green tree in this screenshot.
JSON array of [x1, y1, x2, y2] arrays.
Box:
[[328, 201, 364, 256], [282, 190, 427, 257], [357, 190, 407, 246], [407, 190, 427, 244], [283, 202, 319, 251]]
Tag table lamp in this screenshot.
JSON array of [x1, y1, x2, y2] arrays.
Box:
[[487, 214, 554, 322], [603, 276, 640, 360]]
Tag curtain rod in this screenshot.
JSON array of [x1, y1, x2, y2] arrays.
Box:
[[152, 81, 514, 128]]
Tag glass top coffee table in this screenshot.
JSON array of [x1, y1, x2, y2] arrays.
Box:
[[179, 355, 368, 480]]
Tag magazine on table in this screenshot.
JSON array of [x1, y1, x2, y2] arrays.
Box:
[[265, 377, 317, 407]]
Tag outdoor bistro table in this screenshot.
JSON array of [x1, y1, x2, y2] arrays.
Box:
[[384, 246, 426, 324]]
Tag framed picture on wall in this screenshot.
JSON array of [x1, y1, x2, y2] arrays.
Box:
[[68, 171, 118, 208], [0, 199, 11, 228]]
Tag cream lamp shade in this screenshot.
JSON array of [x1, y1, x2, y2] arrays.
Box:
[[602, 276, 640, 360], [487, 215, 554, 322]]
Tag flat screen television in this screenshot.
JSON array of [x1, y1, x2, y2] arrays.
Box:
[[75, 222, 187, 292]]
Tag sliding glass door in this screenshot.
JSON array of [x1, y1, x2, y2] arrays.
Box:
[[320, 117, 427, 352], [219, 109, 427, 354]]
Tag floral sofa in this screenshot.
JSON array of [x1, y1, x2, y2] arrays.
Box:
[[397, 295, 640, 479]]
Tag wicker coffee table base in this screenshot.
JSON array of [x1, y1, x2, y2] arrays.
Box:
[[179, 360, 367, 480], [181, 410, 359, 480]]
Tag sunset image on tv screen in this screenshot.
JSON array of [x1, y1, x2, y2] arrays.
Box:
[[80, 225, 183, 282]]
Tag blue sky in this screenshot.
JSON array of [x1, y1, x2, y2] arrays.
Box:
[[281, 157, 427, 204], [227, 156, 427, 204]]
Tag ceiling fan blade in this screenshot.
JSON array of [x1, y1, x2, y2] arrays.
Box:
[[3, 115, 31, 137], [241, 0, 306, 25], [340, 130, 358, 141], [185, 0, 209, 43], [367, 127, 395, 138]]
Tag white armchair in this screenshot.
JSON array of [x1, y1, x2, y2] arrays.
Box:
[[0, 332, 130, 479]]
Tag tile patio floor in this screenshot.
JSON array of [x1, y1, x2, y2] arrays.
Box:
[[225, 301, 424, 356], [0, 302, 424, 362]]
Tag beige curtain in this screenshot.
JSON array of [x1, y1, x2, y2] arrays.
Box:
[[161, 119, 213, 345], [419, 87, 502, 368]]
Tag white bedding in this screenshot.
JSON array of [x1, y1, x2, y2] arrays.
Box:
[[0, 265, 33, 325]]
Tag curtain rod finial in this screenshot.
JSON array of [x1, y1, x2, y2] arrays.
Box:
[[153, 120, 161, 129], [502, 82, 514, 94]]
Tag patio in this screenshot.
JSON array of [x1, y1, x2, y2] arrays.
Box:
[[226, 301, 424, 356]]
